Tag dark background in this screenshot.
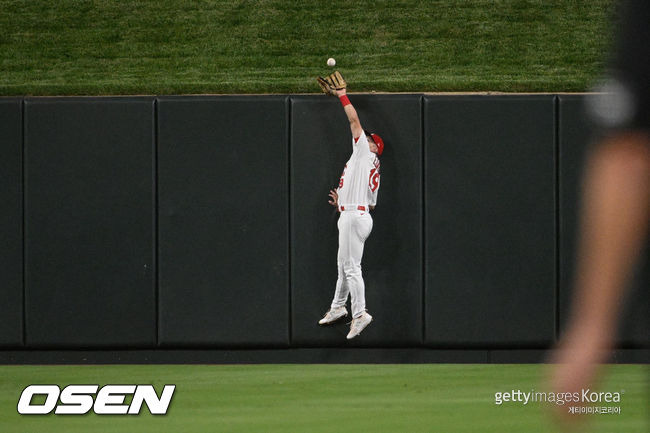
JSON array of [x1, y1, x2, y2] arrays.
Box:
[[0, 95, 647, 362]]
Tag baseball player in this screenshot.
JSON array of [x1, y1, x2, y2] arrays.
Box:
[[315, 72, 385, 339]]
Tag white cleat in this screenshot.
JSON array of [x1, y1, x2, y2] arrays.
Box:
[[318, 306, 348, 325], [346, 312, 373, 339]]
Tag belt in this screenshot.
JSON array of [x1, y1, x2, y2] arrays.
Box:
[[339, 205, 368, 212]]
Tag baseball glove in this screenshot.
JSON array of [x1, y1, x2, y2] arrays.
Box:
[[316, 71, 347, 96]]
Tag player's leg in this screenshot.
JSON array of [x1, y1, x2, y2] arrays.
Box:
[[331, 213, 351, 308], [330, 257, 349, 311], [319, 213, 350, 325], [345, 212, 374, 339], [344, 212, 373, 318]]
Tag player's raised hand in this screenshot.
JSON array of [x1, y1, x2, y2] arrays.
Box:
[[326, 71, 347, 91], [316, 71, 347, 96], [317, 76, 337, 96], [328, 189, 339, 207]]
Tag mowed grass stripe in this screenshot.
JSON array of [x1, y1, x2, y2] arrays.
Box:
[[0, 0, 613, 95], [0, 364, 646, 432]]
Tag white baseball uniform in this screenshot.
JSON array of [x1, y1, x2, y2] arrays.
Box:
[[330, 133, 381, 318]]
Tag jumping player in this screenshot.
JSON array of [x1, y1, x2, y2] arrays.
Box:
[[315, 72, 385, 339]]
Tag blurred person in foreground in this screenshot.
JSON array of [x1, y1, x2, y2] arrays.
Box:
[[549, 0, 650, 424]]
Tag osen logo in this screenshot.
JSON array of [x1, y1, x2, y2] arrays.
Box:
[[17, 384, 175, 415]]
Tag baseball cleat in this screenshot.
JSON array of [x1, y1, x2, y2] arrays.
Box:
[[318, 306, 348, 325], [346, 312, 373, 339]]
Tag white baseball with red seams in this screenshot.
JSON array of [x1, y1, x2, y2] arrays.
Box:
[[330, 132, 381, 318]]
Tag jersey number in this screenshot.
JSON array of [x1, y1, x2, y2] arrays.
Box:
[[369, 168, 380, 192]]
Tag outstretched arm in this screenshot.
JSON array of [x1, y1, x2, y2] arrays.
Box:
[[318, 71, 364, 139], [337, 89, 364, 139]]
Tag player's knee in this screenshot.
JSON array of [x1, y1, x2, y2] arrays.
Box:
[[343, 261, 361, 278]]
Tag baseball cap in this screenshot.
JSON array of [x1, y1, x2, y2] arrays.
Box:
[[365, 131, 384, 156]]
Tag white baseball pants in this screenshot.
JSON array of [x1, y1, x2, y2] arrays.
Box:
[[330, 210, 373, 318]]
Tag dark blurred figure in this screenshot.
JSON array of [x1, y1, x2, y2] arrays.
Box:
[[549, 0, 650, 424]]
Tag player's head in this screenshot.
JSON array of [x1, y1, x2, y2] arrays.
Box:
[[365, 130, 384, 156]]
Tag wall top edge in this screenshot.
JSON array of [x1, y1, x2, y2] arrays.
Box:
[[0, 92, 599, 100]]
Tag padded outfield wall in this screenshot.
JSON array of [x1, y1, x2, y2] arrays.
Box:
[[0, 95, 647, 363]]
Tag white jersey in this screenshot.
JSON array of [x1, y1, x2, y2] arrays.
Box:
[[337, 133, 380, 208]]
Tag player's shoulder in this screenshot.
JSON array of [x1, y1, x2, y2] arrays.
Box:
[[353, 133, 368, 146]]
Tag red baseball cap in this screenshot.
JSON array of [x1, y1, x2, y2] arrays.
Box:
[[368, 132, 384, 156]]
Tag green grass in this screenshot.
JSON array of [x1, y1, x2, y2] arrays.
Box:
[[0, 364, 647, 432], [0, 0, 614, 95]]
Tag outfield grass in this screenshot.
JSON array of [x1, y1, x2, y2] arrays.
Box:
[[0, 364, 646, 432], [0, 0, 613, 95]]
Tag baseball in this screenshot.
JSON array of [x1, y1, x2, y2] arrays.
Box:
[[327, 57, 336, 67]]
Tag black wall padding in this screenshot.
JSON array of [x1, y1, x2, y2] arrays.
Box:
[[557, 95, 591, 335], [24, 98, 156, 347], [557, 95, 649, 347], [424, 95, 556, 346], [290, 95, 423, 346], [0, 93, 642, 354], [0, 99, 23, 346], [157, 96, 290, 347]]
